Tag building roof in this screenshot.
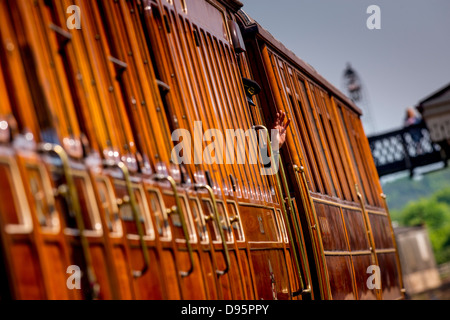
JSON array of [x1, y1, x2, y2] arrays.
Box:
[[417, 82, 450, 112], [394, 225, 426, 235]]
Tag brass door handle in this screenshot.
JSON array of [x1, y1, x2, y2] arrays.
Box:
[[195, 184, 230, 276], [105, 161, 150, 278], [229, 215, 240, 224], [153, 174, 194, 278], [38, 143, 100, 299]]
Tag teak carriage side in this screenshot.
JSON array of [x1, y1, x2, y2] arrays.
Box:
[[0, 0, 403, 300], [237, 11, 404, 300]]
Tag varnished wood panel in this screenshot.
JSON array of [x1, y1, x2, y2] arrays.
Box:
[[342, 209, 370, 251], [369, 214, 395, 249], [326, 255, 355, 300], [315, 202, 348, 252], [352, 255, 377, 300], [377, 253, 402, 300]]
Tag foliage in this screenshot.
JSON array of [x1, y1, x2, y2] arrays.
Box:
[[434, 187, 450, 206], [392, 187, 450, 264], [382, 167, 450, 211]]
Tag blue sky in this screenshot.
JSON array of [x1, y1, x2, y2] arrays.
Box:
[[240, 0, 450, 135]]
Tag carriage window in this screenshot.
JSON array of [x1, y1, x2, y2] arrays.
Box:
[[0, 158, 32, 234], [49, 167, 101, 233], [351, 116, 381, 207], [96, 177, 121, 235], [134, 188, 154, 238], [227, 201, 244, 242], [305, 83, 336, 196], [26, 164, 59, 232], [201, 199, 220, 242], [338, 106, 369, 205], [148, 190, 171, 241], [297, 77, 323, 193], [162, 191, 192, 241], [72, 174, 102, 234], [217, 201, 233, 242], [317, 90, 349, 199], [179, 195, 197, 243], [295, 96, 320, 192], [190, 198, 208, 243], [114, 182, 154, 239], [318, 111, 338, 197], [164, 192, 182, 239], [324, 98, 355, 202]]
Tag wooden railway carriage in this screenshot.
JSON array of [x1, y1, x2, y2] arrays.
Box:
[[0, 0, 403, 300], [236, 11, 405, 300]]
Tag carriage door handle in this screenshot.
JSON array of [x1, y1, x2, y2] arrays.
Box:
[[153, 174, 194, 277], [195, 184, 230, 276], [39, 143, 100, 299], [104, 161, 150, 278]]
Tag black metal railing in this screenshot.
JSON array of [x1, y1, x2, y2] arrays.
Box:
[[368, 121, 449, 177]]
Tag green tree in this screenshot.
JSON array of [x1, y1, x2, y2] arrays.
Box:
[[397, 190, 450, 264], [382, 167, 450, 211], [434, 187, 450, 206], [401, 199, 450, 230]]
